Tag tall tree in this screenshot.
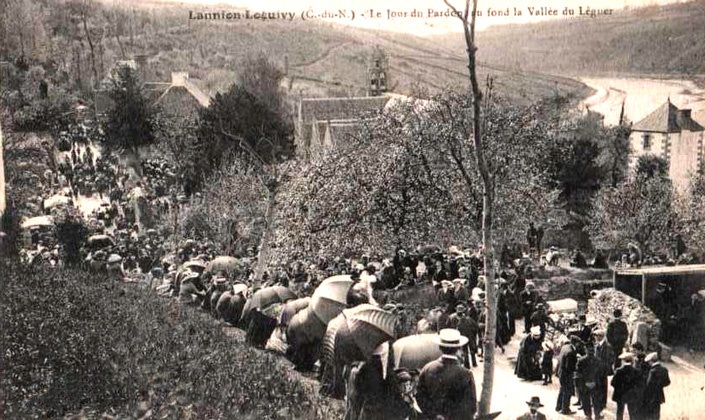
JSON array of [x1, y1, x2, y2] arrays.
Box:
[[443, 0, 494, 414], [103, 65, 157, 161], [198, 59, 291, 286], [588, 173, 674, 255]]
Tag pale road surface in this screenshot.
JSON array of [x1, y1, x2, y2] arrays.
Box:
[[577, 77, 705, 127]]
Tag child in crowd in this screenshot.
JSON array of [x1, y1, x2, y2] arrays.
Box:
[[541, 341, 554, 385]]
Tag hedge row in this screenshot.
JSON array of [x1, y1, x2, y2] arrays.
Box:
[[1, 260, 341, 419]]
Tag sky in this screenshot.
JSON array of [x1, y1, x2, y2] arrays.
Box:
[[147, 0, 689, 34]]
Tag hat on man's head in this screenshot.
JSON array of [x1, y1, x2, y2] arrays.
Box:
[[645, 352, 659, 363], [394, 367, 419, 382], [613, 308, 623, 317], [586, 316, 598, 326], [570, 336, 584, 346], [593, 328, 606, 336], [526, 396, 544, 407], [434, 329, 469, 348], [618, 352, 635, 362]]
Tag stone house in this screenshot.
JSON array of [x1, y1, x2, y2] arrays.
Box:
[[629, 99, 704, 189]]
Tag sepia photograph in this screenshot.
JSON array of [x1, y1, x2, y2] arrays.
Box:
[[1, 0, 704, 419]]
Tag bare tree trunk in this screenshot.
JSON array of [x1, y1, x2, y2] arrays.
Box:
[[115, 31, 126, 59], [253, 181, 277, 289], [98, 33, 105, 78], [444, 0, 496, 415], [479, 187, 496, 415], [81, 7, 99, 89]]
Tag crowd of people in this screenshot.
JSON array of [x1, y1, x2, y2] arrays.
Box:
[[14, 133, 691, 420]]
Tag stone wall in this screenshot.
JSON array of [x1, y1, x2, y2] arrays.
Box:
[[531, 267, 613, 301], [587, 288, 662, 352]]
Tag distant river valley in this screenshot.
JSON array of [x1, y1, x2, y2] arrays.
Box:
[[577, 77, 705, 126]]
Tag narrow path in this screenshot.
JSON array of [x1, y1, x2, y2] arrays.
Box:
[[290, 41, 354, 69]]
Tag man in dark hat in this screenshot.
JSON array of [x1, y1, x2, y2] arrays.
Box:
[[450, 303, 480, 367], [607, 309, 629, 368], [611, 352, 642, 420], [416, 329, 477, 420], [517, 396, 547, 420], [521, 283, 540, 334], [530, 303, 549, 342], [576, 344, 610, 420], [642, 353, 670, 420]]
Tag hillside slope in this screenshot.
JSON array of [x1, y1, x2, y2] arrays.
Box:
[[88, 1, 588, 104], [431, 1, 705, 77]]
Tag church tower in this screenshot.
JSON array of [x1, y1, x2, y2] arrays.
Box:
[[368, 47, 389, 96]]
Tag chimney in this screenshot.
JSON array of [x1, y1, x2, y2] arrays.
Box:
[[676, 109, 692, 127]]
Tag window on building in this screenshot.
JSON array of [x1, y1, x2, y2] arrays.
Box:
[[642, 133, 651, 151]]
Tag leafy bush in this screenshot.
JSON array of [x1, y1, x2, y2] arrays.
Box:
[[1, 261, 341, 419]]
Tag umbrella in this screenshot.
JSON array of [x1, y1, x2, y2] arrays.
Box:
[[290, 305, 328, 338], [216, 292, 247, 325], [182, 260, 207, 271], [232, 283, 249, 296], [321, 304, 397, 366], [88, 234, 115, 248], [240, 286, 296, 324], [21, 216, 54, 229], [418, 243, 442, 255], [279, 297, 311, 327], [310, 275, 355, 324], [44, 195, 72, 210], [206, 256, 245, 275], [392, 334, 443, 371]]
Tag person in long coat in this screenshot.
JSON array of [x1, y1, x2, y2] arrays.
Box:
[[496, 282, 511, 345], [416, 329, 477, 420], [576, 344, 610, 420], [611, 352, 643, 420], [343, 343, 414, 420], [530, 303, 549, 342], [607, 309, 629, 368], [515, 327, 543, 381], [641, 353, 670, 420], [556, 337, 580, 414], [594, 329, 616, 375], [450, 304, 479, 368], [521, 283, 540, 334]]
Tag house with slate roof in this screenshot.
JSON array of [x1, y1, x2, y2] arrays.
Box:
[[96, 61, 210, 121], [629, 99, 704, 189], [294, 96, 391, 158]]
